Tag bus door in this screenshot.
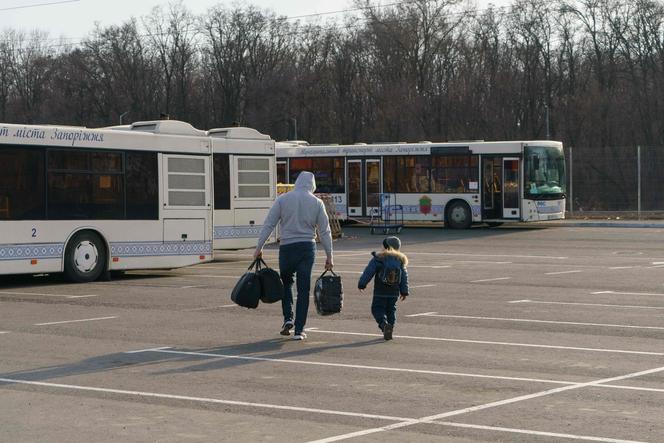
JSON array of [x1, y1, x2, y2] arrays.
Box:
[[347, 159, 362, 217], [482, 157, 503, 219], [502, 158, 520, 218], [365, 159, 381, 216]]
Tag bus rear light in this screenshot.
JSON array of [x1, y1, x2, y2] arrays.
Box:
[[199, 255, 206, 260], [31, 259, 38, 265], [112, 257, 119, 263]]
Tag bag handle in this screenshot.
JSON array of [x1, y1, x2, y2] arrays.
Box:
[[248, 258, 262, 271], [318, 269, 338, 279]]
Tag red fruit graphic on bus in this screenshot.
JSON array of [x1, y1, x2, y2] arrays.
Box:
[[419, 195, 432, 215]]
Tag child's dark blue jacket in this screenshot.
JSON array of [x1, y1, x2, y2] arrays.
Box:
[[358, 251, 409, 296]]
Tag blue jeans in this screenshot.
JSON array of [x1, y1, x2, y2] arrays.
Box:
[[279, 242, 316, 334], [371, 294, 398, 328]]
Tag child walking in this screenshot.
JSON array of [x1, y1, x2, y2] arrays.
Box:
[[358, 236, 409, 340]]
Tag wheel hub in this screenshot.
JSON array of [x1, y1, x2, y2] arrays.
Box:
[[451, 207, 466, 222], [74, 241, 98, 273]]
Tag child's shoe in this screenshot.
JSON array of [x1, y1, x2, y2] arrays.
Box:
[[383, 323, 393, 340]]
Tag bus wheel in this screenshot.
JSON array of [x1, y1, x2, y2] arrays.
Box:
[[486, 222, 504, 228], [64, 231, 107, 283], [446, 201, 472, 229]]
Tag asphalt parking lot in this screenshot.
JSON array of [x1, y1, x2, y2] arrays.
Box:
[[1, 225, 663, 442]]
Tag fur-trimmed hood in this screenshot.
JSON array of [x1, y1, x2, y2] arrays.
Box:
[[372, 250, 408, 267]]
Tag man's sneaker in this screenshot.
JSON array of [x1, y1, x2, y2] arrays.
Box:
[[293, 332, 307, 341], [383, 323, 394, 341], [280, 321, 294, 336]]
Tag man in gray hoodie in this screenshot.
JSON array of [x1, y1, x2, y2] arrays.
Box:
[[254, 171, 334, 340]]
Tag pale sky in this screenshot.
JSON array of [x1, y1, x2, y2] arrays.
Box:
[[2, 0, 512, 41]]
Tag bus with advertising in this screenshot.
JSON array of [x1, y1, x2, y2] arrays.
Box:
[[0, 120, 275, 282], [276, 140, 566, 228]]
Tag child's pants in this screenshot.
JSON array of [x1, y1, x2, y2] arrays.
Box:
[[371, 294, 399, 327]]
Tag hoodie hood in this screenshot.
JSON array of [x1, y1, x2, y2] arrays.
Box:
[[294, 171, 316, 193]]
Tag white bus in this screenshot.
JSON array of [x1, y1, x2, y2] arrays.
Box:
[[276, 140, 566, 228], [0, 120, 275, 282]]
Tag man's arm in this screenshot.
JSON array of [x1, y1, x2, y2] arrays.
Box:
[[316, 200, 334, 269], [254, 200, 281, 258]]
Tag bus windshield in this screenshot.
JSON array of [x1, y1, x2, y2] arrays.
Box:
[[524, 146, 566, 200]]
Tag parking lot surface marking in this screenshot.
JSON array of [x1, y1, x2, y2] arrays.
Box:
[[0, 378, 409, 422], [34, 316, 119, 326], [181, 304, 238, 312], [407, 252, 568, 260], [307, 329, 664, 356], [406, 312, 440, 317], [130, 348, 577, 385], [309, 365, 664, 442], [509, 299, 664, 310], [410, 285, 437, 289], [125, 346, 173, 354], [545, 270, 583, 275], [420, 313, 664, 331], [470, 277, 511, 283], [432, 421, 645, 443], [593, 290, 664, 297], [0, 291, 98, 299]]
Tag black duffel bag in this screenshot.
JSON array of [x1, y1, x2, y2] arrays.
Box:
[[313, 270, 343, 316], [230, 259, 262, 309], [256, 258, 284, 304]]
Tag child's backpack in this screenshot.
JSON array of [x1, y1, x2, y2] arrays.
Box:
[[378, 256, 402, 287]]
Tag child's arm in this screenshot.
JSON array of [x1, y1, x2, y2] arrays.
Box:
[[358, 259, 377, 290], [399, 266, 409, 300]]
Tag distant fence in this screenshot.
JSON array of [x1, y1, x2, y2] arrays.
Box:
[[566, 146, 664, 218]]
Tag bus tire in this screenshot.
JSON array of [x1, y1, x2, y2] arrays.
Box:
[[64, 231, 108, 283], [486, 222, 504, 228], [446, 201, 472, 229]]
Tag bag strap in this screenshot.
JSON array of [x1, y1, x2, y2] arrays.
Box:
[[248, 258, 261, 271], [318, 269, 338, 279]]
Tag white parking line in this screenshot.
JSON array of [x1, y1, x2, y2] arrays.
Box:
[[125, 346, 173, 354], [593, 291, 664, 297], [0, 331, 10, 335], [432, 421, 645, 443], [470, 277, 511, 283], [420, 313, 664, 331], [509, 300, 664, 310], [131, 348, 577, 386], [310, 366, 664, 443], [306, 329, 664, 356], [409, 285, 437, 289], [609, 267, 634, 270], [406, 312, 439, 317], [545, 270, 582, 275], [407, 252, 568, 259], [0, 291, 98, 299], [182, 304, 238, 312], [178, 274, 240, 279], [0, 377, 408, 422], [34, 316, 118, 326]]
